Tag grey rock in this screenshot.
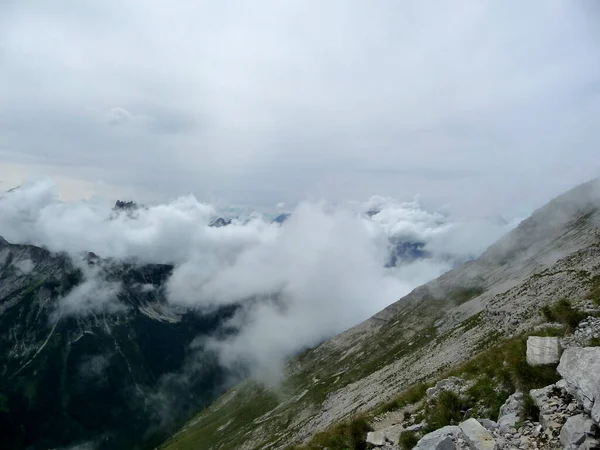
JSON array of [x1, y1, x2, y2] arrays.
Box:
[[366, 424, 404, 446], [526, 336, 561, 366], [478, 419, 499, 431], [459, 418, 496, 450], [560, 414, 596, 450], [427, 377, 467, 400], [530, 385, 554, 409], [406, 423, 425, 432], [593, 401, 600, 426], [366, 429, 386, 446], [498, 392, 524, 428], [557, 347, 600, 413], [415, 426, 462, 450]]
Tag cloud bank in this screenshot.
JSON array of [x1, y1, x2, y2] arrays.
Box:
[[1, 181, 518, 377], [0, 1, 599, 212]]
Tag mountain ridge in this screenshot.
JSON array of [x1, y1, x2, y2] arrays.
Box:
[[160, 178, 600, 450]]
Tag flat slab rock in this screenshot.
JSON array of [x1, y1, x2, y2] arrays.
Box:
[[526, 336, 561, 366], [459, 418, 497, 450], [366, 424, 403, 446]]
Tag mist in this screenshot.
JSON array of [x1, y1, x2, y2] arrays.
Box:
[[0, 180, 517, 379]]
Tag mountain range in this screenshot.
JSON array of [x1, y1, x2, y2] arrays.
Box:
[[1, 179, 600, 450], [160, 178, 600, 449]]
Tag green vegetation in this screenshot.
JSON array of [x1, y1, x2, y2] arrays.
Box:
[[464, 375, 508, 419], [423, 391, 467, 431], [459, 330, 562, 392], [540, 299, 585, 332], [521, 394, 539, 422], [371, 383, 430, 416], [399, 431, 419, 450], [285, 415, 372, 450], [587, 275, 600, 306]]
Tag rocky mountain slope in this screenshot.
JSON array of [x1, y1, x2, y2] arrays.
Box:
[[160, 178, 600, 450], [0, 238, 236, 450]]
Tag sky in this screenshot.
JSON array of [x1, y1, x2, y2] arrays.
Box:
[[1, 1, 600, 382], [1, 1, 599, 216]]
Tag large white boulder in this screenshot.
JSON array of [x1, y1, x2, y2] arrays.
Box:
[[557, 347, 600, 415], [459, 418, 497, 450], [414, 425, 462, 450], [526, 336, 561, 366]]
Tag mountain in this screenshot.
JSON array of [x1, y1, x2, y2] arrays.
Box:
[[0, 239, 236, 450], [160, 178, 600, 450]]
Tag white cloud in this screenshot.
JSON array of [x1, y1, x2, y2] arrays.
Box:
[[2, 180, 516, 378], [0, 1, 599, 210], [14, 258, 34, 274], [54, 264, 125, 318]]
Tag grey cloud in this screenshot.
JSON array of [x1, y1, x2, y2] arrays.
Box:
[[0, 1, 598, 209], [1, 181, 515, 378]]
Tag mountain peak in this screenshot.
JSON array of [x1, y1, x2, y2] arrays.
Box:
[[113, 200, 138, 211]]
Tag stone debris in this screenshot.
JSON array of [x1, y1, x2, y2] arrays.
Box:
[[526, 336, 561, 366], [562, 317, 600, 348], [368, 345, 600, 449]]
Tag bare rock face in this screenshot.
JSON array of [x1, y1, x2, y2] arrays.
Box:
[[497, 392, 524, 428], [526, 336, 561, 366], [559, 414, 596, 450], [557, 347, 600, 415]]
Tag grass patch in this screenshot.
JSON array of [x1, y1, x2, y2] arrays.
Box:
[[464, 376, 509, 419], [459, 332, 561, 392], [540, 299, 585, 332], [399, 431, 419, 450], [590, 338, 600, 347], [286, 415, 372, 450], [521, 393, 539, 422], [371, 383, 430, 416], [424, 391, 468, 431], [587, 275, 600, 306]]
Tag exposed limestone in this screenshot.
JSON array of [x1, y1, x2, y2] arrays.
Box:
[[557, 347, 600, 415], [498, 392, 524, 428], [426, 377, 469, 400], [414, 425, 463, 450], [366, 424, 403, 446], [459, 418, 497, 450], [562, 317, 600, 348], [526, 336, 561, 366], [560, 414, 596, 450]]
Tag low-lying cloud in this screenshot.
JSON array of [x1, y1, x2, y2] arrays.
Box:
[[1, 180, 517, 378]]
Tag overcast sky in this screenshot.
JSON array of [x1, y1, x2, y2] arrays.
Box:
[[1, 1, 599, 216]]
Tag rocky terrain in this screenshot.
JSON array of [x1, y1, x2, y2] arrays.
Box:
[[160, 179, 600, 450]]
